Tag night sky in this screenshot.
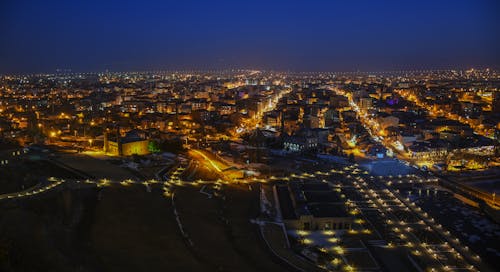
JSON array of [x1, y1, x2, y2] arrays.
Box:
[[1, 0, 499, 74]]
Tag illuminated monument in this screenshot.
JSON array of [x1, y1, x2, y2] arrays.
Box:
[[103, 129, 150, 156]]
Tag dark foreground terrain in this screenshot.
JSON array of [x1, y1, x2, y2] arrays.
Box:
[[0, 160, 286, 271]]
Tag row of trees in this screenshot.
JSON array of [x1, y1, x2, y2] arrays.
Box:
[[148, 138, 185, 154]]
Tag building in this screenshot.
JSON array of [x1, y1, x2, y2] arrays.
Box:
[[358, 97, 373, 111], [367, 144, 388, 159], [264, 111, 280, 127], [275, 181, 353, 230], [104, 129, 150, 156], [407, 140, 449, 161], [283, 134, 318, 153]]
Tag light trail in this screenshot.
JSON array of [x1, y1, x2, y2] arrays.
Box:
[[190, 149, 224, 172]]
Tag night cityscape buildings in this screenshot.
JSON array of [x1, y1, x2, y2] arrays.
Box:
[[0, 1, 499, 272]]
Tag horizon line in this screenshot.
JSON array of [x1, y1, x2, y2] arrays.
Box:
[[1, 67, 497, 77]]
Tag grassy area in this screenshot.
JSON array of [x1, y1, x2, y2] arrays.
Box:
[[0, 188, 102, 272], [90, 186, 205, 271], [223, 184, 288, 271], [0, 160, 80, 194], [56, 153, 133, 180], [174, 184, 288, 272], [1, 180, 293, 272]]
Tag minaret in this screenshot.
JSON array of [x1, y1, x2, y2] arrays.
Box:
[[116, 126, 123, 156], [103, 130, 109, 153]]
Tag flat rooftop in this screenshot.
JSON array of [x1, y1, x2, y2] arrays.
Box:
[[304, 191, 342, 203], [301, 182, 330, 191], [307, 203, 350, 218]]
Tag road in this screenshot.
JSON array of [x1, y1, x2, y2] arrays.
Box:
[[187, 149, 244, 180], [189, 149, 228, 173], [334, 87, 500, 209], [437, 174, 500, 208]]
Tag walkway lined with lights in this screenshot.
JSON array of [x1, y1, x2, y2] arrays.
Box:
[[348, 165, 478, 271], [0, 160, 486, 271], [0, 162, 289, 202], [279, 163, 480, 272]]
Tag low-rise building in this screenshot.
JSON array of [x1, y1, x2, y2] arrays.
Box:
[[104, 129, 150, 156], [275, 181, 353, 231]]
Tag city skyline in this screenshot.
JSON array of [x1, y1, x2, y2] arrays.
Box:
[[1, 0, 499, 74], [1, 69, 499, 272], [1, 1, 499, 272]]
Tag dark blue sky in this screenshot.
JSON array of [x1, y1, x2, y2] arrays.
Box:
[[1, 0, 499, 73]]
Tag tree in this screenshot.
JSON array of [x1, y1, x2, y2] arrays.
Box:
[[348, 153, 355, 163], [148, 141, 161, 153]]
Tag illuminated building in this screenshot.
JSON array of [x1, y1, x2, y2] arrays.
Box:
[[358, 97, 373, 110], [103, 129, 150, 156], [283, 134, 318, 153]]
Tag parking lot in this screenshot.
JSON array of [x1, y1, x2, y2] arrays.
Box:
[[275, 162, 495, 271]]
